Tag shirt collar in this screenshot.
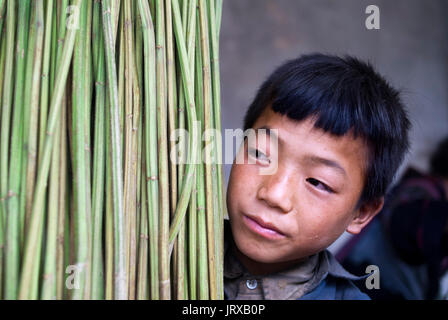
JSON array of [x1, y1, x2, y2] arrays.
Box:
[[322, 250, 370, 281]]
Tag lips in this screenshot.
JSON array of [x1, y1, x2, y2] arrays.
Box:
[[243, 214, 286, 239]]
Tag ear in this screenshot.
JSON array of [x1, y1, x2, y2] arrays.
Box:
[[346, 197, 384, 235]]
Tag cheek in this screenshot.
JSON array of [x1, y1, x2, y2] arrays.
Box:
[[227, 164, 258, 215], [294, 198, 355, 247]]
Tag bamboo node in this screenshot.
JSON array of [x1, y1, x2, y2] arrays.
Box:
[[140, 234, 149, 240], [160, 279, 170, 286], [147, 176, 158, 181], [156, 45, 163, 50], [43, 273, 53, 280], [178, 107, 184, 113], [95, 81, 105, 87], [6, 190, 18, 199], [57, 235, 64, 244]]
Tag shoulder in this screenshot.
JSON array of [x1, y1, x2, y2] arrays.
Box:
[[300, 250, 371, 300]]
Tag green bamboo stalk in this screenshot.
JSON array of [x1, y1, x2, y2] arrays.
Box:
[[0, 14, 7, 125], [173, 70, 184, 300], [2, 0, 31, 300], [101, 0, 127, 300], [48, 0, 57, 94], [24, 0, 46, 300], [104, 0, 118, 301], [37, 0, 55, 166], [166, 0, 177, 243], [123, 0, 138, 299], [118, 13, 125, 169], [111, 0, 120, 42], [136, 141, 149, 300], [0, 3, 16, 291], [91, 0, 106, 300], [188, 181, 197, 300], [0, 2, 30, 299], [130, 57, 141, 299], [83, 0, 94, 300], [24, 2, 45, 253], [41, 89, 62, 301], [175, 0, 191, 209], [18, 0, 81, 300], [208, 0, 224, 300], [134, 5, 144, 259], [0, 0, 5, 38], [198, 0, 218, 299], [175, 0, 197, 300], [149, 0, 155, 22], [19, 0, 37, 245], [56, 91, 68, 300], [40, 0, 57, 300], [137, 0, 159, 300], [0, 25, 6, 300], [70, 0, 91, 300], [165, 0, 182, 299], [54, 0, 69, 301], [154, 0, 171, 300], [63, 65, 74, 301], [194, 13, 209, 300], [186, 0, 198, 301], [104, 93, 114, 300], [215, 0, 222, 38]]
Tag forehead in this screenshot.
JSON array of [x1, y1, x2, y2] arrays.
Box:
[[252, 107, 369, 176]]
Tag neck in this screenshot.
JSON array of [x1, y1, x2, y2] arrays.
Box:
[[231, 242, 308, 276]]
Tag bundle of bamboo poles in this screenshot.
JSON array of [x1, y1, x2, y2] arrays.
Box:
[[0, 0, 225, 300]]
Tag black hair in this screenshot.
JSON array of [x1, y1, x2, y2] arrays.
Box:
[[430, 136, 448, 178], [243, 53, 411, 205]]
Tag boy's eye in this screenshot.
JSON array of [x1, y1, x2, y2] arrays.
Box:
[[306, 178, 334, 193], [248, 148, 271, 164]]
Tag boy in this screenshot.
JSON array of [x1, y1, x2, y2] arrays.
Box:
[[224, 53, 411, 300]]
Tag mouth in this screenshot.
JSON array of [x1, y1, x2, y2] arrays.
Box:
[[242, 214, 286, 240]]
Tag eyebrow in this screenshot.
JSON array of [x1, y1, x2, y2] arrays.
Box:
[[254, 126, 347, 177], [304, 156, 347, 177]]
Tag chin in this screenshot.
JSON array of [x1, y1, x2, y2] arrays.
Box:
[[233, 235, 288, 264]]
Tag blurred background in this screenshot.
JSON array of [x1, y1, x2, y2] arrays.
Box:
[[218, 0, 448, 299]]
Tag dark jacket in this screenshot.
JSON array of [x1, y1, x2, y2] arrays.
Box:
[[299, 250, 370, 300]]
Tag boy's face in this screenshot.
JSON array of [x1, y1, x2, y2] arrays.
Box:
[[227, 107, 382, 266]]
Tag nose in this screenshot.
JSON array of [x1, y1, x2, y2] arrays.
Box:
[[256, 166, 294, 214]]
